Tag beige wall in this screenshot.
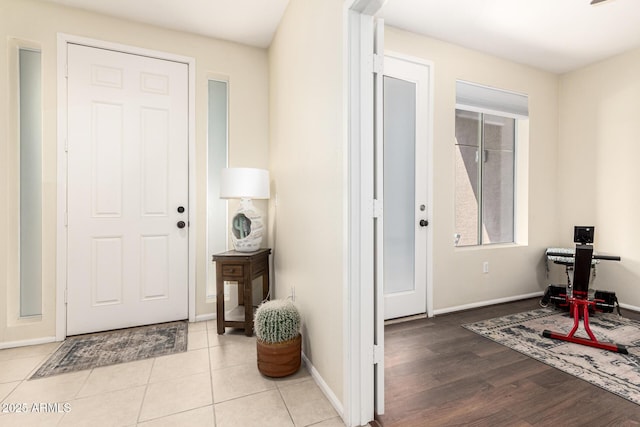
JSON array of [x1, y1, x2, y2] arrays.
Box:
[[268, 0, 345, 405], [558, 47, 640, 308], [0, 0, 269, 344], [385, 27, 561, 311]]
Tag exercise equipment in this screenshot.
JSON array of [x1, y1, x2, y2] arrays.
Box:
[[542, 226, 627, 354]]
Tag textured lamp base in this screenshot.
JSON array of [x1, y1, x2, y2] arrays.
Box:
[[231, 198, 264, 252], [234, 237, 262, 252]]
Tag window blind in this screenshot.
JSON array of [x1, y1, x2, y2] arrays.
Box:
[[456, 80, 528, 118]]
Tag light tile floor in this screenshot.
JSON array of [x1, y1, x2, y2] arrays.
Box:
[[0, 320, 345, 427]]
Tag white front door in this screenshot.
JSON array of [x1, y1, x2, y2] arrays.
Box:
[[382, 56, 430, 320], [66, 44, 189, 335]]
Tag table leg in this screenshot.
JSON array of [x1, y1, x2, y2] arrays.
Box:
[[216, 264, 225, 335], [237, 279, 244, 306], [262, 263, 269, 301], [243, 268, 253, 336]]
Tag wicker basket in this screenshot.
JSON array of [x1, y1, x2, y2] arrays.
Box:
[[256, 333, 302, 377]]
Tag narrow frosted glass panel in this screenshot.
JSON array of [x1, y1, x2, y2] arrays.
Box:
[[19, 49, 42, 317], [207, 80, 228, 299], [383, 76, 416, 295]]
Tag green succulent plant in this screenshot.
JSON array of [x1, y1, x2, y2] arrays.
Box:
[[254, 300, 301, 343]]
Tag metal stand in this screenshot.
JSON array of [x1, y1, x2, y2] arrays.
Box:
[[542, 237, 627, 354], [543, 296, 627, 354]]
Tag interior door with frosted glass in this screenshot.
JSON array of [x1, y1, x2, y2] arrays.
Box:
[[66, 44, 189, 335], [383, 56, 429, 320]]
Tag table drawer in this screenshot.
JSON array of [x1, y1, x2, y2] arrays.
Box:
[[252, 258, 268, 276], [221, 264, 244, 278]]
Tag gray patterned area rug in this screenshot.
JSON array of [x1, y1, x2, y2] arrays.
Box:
[[31, 321, 188, 379], [463, 308, 640, 405]]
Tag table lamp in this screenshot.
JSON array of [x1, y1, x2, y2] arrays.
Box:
[[220, 167, 270, 252]]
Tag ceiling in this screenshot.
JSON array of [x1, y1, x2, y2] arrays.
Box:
[[41, 0, 290, 48], [41, 0, 640, 74], [378, 0, 640, 73]]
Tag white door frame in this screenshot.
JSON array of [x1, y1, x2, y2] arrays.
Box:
[[344, 1, 384, 425], [345, 3, 434, 425], [55, 33, 197, 341]]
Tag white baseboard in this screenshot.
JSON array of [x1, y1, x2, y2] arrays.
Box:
[[194, 313, 215, 322], [433, 291, 544, 316], [301, 352, 344, 421], [194, 297, 636, 326], [619, 303, 640, 313], [0, 336, 58, 350]]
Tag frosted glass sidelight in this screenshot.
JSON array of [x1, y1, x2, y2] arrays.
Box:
[[383, 76, 416, 295], [19, 48, 42, 317], [206, 80, 229, 299]]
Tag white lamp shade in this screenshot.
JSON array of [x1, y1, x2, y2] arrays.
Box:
[[220, 168, 270, 199]]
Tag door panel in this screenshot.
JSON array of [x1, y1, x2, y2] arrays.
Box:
[[92, 102, 123, 217], [141, 108, 170, 216], [383, 56, 429, 320], [66, 44, 188, 335], [92, 237, 123, 305]]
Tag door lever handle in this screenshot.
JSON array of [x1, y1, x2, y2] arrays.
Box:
[[419, 219, 429, 227]]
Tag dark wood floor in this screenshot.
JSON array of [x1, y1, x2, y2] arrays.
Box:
[[376, 298, 640, 427]]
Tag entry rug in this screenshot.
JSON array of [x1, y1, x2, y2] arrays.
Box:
[[31, 321, 188, 379], [463, 308, 640, 405]]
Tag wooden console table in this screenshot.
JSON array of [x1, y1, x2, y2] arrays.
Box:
[[212, 248, 271, 336]]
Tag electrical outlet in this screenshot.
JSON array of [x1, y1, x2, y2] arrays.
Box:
[[483, 261, 489, 274]]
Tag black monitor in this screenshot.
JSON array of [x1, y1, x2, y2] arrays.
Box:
[[574, 226, 594, 244]]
